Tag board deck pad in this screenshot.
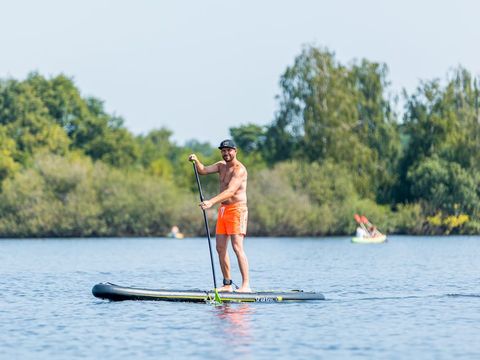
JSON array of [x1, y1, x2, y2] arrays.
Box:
[[92, 283, 325, 303]]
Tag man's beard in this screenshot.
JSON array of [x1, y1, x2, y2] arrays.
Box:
[[223, 155, 233, 162]]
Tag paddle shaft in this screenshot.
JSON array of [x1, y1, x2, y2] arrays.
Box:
[[354, 214, 372, 236], [359, 222, 371, 236], [192, 162, 218, 290]]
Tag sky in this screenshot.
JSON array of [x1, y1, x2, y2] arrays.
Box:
[[1, 0, 479, 145]]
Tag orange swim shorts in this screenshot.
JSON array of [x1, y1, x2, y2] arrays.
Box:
[[216, 203, 248, 236]]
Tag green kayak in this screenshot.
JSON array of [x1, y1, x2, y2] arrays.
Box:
[[351, 234, 387, 244]]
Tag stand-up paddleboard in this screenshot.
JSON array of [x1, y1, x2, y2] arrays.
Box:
[[92, 283, 325, 303]]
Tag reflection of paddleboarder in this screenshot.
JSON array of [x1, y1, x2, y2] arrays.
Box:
[[188, 139, 251, 293], [215, 303, 254, 342]]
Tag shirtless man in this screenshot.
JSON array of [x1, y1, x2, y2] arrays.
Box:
[[188, 139, 251, 293]]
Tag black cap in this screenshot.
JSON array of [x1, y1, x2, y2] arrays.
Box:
[[218, 139, 237, 149]]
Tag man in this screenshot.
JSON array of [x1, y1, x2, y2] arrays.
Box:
[[188, 139, 251, 293]]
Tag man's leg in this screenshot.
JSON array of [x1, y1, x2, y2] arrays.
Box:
[[231, 234, 251, 292], [216, 234, 233, 292]]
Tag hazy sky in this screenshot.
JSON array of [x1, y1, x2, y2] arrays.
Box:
[[1, 0, 479, 145]]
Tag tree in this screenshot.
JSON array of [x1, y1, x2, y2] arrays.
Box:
[[265, 46, 399, 199], [0, 73, 140, 168], [397, 67, 480, 203], [230, 123, 268, 171], [230, 123, 266, 154], [407, 156, 479, 216], [0, 78, 71, 163], [0, 126, 20, 182], [137, 128, 175, 167]]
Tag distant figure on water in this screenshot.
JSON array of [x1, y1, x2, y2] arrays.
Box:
[[188, 139, 251, 293], [368, 226, 381, 237], [352, 213, 387, 243], [167, 225, 184, 239], [356, 226, 368, 238]]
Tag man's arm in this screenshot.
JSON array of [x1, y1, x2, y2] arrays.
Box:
[[201, 167, 246, 209], [188, 154, 221, 175]]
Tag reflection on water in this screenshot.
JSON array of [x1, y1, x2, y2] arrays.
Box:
[[214, 303, 254, 353]]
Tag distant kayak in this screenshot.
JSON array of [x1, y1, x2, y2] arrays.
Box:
[[166, 225, 184, 239], [351, 234, 387, 244], [166, 232, 184, 239], [92, 283, 325, 303]]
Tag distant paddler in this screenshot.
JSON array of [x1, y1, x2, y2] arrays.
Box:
[[188, 139, 251, 293], [167, 225, 184, 239], [352, 214, 387, 243]]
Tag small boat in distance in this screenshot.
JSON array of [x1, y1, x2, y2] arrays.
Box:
[[351, 234, 387, 244], [352, 214, 387, 244], [166, 225, 184, 239]]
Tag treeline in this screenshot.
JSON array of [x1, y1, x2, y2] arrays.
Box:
[[1, 45, 479, 237]]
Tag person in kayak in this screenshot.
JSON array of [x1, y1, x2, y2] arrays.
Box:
[[188, 139, 251, 293], [355, 226, 367, 238], [368, 226, 382, 237]]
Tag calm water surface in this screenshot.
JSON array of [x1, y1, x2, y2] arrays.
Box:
[[1, 236, 479, 359]]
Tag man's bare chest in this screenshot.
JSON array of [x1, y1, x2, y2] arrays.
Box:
[[219, 167, 235, 185]]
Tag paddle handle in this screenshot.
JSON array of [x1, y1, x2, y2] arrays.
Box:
[[192, 162, 218, 290]]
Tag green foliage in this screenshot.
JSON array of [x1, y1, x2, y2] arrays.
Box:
[[178, 143, 220, 196], [407, 156, 480, 215], [0, 126, 20, 182], [137, 128, 175, 167], [0, 73, 139, 168], [148, 157, 174, 181], [461, 217, 480, 234], [398, 67, 480, 202], [248, 164, 331, 236], [230, 123, 266, 154], [0, 153, 104, 236], [285, 160, 357, 205], [92, 164, 198, 236], [1, 51, 480, 237], [246, 161, 417, 236], [230, 124, 268, 172], [86, 125, 140, 167], [425, 212, 469, 235], [0, 153, 201, 237], [0, 78, 71, 163], [265, 46, 400, 200], [391, 203, 424, 234]]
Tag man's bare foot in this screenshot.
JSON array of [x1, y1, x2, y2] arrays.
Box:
[[235, 286, 252, 293], [217, 285, 233, 292]]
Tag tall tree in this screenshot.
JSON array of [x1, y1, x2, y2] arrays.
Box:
[[265, 46, 399, 199], [0, 73, 140, 167], [398, 67, 480, 205]]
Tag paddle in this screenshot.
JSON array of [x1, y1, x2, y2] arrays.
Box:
[[361, 215, 381, 236], [191, 161, 222, 304], [361, 215, 372, 227], [354, 213, 371, 236]]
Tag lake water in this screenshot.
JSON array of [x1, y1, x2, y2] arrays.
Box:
[[1, 236, 479, 359]]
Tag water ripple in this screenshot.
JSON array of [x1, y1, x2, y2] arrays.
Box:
[[1, 236, 480, 359]]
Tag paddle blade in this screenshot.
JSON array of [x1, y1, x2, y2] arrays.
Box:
[[214, 289, 223, 304], [354, 214, 361, 223], [361, 215, 370, 224]]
